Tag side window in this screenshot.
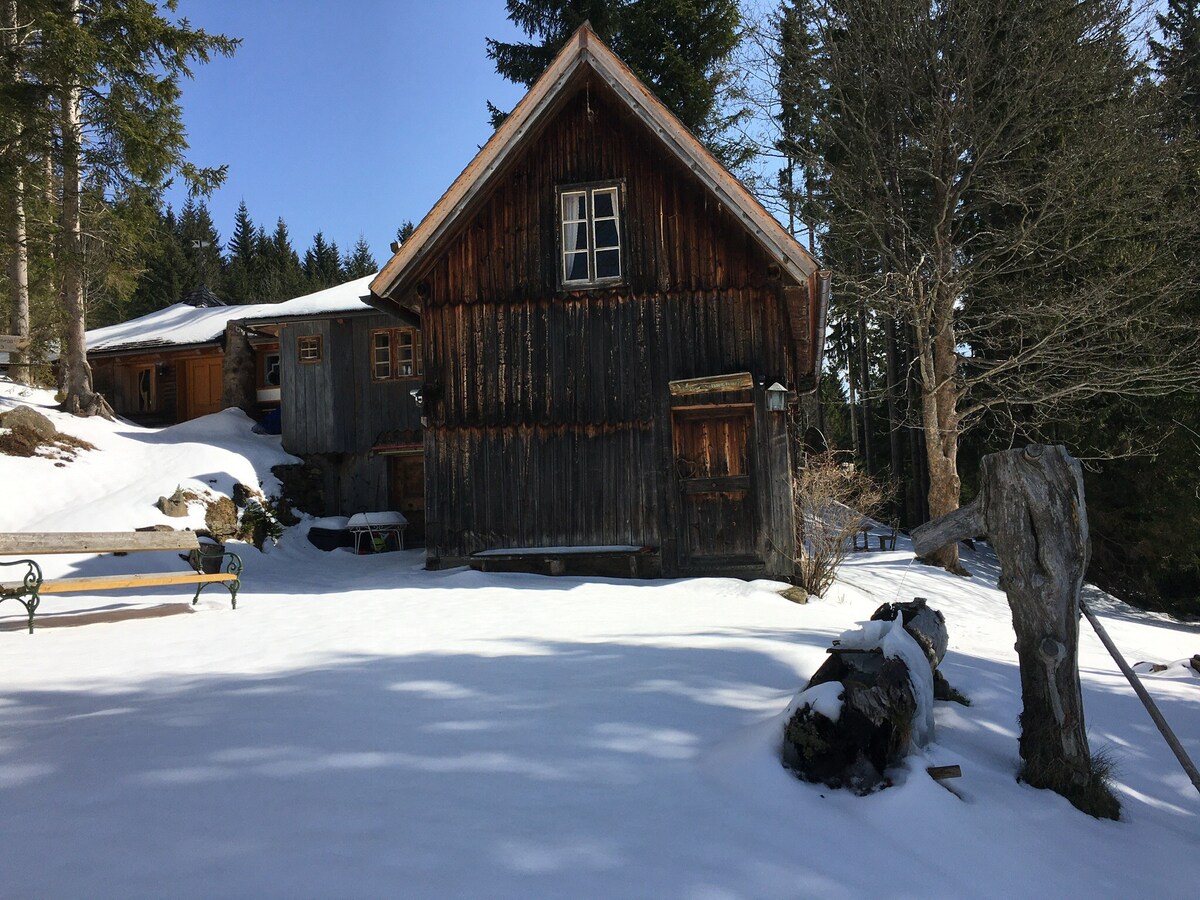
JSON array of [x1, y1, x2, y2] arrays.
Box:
[[559, 182, 623, 287], [261, 352, 281, 387], [371, 328, 422, 381], [372, 330, 393, 380], [298, 335, 323, 363]]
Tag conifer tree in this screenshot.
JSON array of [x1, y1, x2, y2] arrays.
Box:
[[260, 218, 305, 301], [342, 235, 377, 279], [303, 231, 342, 290], [223, 200, 258, 303], [486, 0, 743, 154], [177, 198, 223, 294], [5, 0, 237, 415]]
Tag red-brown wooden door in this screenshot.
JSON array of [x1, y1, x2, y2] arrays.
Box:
[[672, 406, 758, 564]]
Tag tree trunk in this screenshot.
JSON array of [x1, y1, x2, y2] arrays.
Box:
[[857, 302, 874, 473], [6, 171, 30, 383], [911, 446, 1119, 819], [55, 4, 112, 419], [915, 280, 962, 572], [885, 314, 904, 520], [3, 0, 30, 384]]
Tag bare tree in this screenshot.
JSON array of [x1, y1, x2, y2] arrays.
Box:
[[779, 0, 1199, 571]]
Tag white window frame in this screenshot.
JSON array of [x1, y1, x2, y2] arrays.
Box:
[[558, 182, 623, 288]]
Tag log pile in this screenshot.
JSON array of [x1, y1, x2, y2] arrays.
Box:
[[782, 598, 949, 794]]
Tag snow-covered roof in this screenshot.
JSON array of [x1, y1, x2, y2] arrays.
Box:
[[238, 274, 376, 323], [86, 303, 263, 354], [86, 275, 378, 354]]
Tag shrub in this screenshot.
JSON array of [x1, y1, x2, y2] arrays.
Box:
[[793, 450, 890, 597]]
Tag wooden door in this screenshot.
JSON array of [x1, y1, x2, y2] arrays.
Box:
[[185, 357, 224, 419], [672, 406, 758, 564], [388, 454, 426, 542]]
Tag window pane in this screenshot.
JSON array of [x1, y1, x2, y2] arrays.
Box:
[[594, 219, 619, 250], [562, 192, 587, 221], [593, 189, 615, 219], [372, 332, 391, 378], [565, 251, 589, 282], [265, 354, 281, 386], [595, 249, 620, 279], [398, 331, 414, 376], [564, 221, 589, 252]]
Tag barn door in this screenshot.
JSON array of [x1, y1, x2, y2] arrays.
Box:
[[672, 405, 758, 564], [184, 357, 224, 419]]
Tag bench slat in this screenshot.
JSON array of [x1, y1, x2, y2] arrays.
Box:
[[31, 571, 237, 593], [0, 531, 202, 555]]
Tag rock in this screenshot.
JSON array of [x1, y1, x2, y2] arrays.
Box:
[[204, 496, 239, 542], [232, 482, 258, 508], [156, 488, 193, 518], [136, 524, 176, 532], [0, 405, 57, 441]]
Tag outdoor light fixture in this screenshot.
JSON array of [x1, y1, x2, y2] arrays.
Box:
[[766, 382, 788, 412]]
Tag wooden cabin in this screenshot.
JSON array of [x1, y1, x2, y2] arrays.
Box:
[[88, 288, 240, 424], [369, 26, 829, 578], [87, 278, 427, 536], [234, 278, 426, 536]]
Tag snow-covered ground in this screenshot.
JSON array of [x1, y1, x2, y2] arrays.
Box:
[[1, 379, 1197, 898]]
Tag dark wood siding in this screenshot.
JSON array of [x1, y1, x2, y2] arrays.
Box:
[[410, 78, 802, 573]]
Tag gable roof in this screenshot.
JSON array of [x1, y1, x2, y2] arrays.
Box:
[[370, 24, 825, 307]]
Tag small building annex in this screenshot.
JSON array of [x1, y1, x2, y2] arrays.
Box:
[[85, 277, 427, 538], [369, 25, 829, 579]]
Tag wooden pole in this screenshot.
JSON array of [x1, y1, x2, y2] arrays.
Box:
[[1079, 598, 1200, 798]]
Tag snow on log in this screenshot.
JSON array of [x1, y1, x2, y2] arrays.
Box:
[[782, 598, 948, 794]]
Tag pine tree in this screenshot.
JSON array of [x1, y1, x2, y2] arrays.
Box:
[[129, 206, 190, 317], [1152, 0, 1200, 131], [7, 0, 237, 415], [177, 198, 224, 295], [260, 217, 305, 301], [342, 235, 377, 279], [486, 0, 742, 150], [303, 231, 342, 290], [223, 200, 258, 303]]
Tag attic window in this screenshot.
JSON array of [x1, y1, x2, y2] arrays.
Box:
[[559, 182, 623, 287]]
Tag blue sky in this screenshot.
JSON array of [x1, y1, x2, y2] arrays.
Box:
[[163, 1, 529, 265]]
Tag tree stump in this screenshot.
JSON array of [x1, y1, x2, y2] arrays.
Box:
[[782, 598, 949, 794], [912, 444, 1119, 818]]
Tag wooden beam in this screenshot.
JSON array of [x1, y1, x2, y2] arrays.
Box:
[[0, 531, 201, 555], [32, 571, 236, 593], [668, 372, 754, 396]]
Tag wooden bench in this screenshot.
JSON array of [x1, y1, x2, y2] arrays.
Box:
[[0, 531, 242, 634]]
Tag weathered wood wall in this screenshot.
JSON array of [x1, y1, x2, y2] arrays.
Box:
[[278, 313, 423, 516], [410, 78, 807, 573]]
